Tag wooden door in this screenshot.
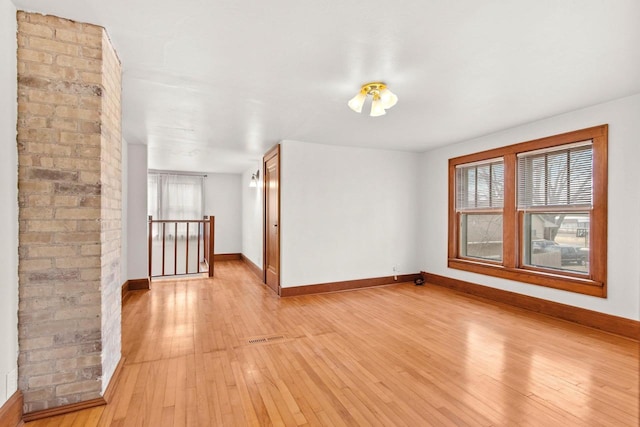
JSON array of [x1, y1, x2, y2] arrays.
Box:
[[264, 145, 280, 294]]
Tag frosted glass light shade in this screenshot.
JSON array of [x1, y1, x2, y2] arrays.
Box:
[[370, 97, 386, 117], [347, 92, 367, 113], [249, 171, 259, 188], [379, 88, 398, 109]]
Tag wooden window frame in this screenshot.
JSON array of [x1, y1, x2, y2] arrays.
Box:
[[448, 125, 608, 297]]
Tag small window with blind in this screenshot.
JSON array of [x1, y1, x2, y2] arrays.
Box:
[[455, 158, 504, 262], [448, 125, 608, 297]]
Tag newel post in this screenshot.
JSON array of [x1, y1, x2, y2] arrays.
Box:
[[148, 215, 153, 278], [208, 216, 215, 277]]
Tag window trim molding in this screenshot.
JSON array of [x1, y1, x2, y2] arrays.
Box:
[[448, 125, 608, 297]]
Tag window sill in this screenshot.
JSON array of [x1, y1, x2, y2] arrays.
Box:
[[448, 258, 606, 297]]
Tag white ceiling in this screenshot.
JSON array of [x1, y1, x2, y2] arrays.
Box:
[[12, 0, 640, 173]]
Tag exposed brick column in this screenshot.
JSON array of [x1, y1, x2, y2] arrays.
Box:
[[16, 12, 122, 413], [99, 27, 122, 396]]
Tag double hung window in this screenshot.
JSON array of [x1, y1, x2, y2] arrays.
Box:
[[448, 125, 607, 297], [518, 142, 593, 273], [456, 159, 504, 262]]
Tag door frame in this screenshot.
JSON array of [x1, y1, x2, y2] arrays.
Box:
[[263, 144, 281, 294]]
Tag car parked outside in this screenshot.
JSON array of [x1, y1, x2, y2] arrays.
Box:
[[531, 239, 558, 253], [555, 245, 587, 265]]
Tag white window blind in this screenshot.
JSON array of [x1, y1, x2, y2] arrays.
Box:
[[456, 158, 504, 210], [517, 141, 592, 209]]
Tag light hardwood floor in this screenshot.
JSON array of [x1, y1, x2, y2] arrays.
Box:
[[26, 260, 638, 426]]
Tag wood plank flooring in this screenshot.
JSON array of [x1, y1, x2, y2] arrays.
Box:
[[26, 260, 639, 426]]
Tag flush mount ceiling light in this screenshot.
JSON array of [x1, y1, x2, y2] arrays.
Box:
[[347, 82, 398, 117]]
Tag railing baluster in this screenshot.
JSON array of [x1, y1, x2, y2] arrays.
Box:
[[162, 223, 166, 276], [174, 222, 178, 275], [197, 220, 202, 273], [185, 222, 190, 275]]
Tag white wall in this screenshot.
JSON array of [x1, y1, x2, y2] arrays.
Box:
[[0, 0, 18, 406], [242, 163, 263, 269], [204, 173, 242, 254], [419, 93, 640, 320], [126, 144, 148, 280], [280, 140, 419, 287], [120, 138, 128, 284]]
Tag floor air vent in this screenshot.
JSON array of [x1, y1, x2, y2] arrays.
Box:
[[248, 335, 286, 345]]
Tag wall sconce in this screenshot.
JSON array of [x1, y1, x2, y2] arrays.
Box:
[[348, 82, 398, 117], [249, 170, 260, 188]]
